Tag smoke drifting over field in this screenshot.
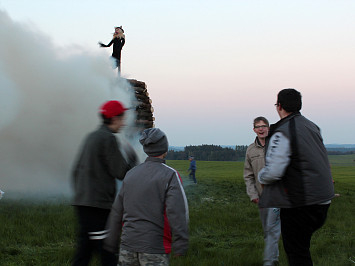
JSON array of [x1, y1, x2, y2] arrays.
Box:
[[0, 10, 139, 199]]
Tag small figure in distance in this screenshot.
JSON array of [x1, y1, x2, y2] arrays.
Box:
[[99, 26, 125, 74], [188, 156, 197, 184]]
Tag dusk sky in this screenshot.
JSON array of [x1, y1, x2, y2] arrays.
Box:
[[1, 0, 355, 147]]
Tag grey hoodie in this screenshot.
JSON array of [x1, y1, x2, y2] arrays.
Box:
[[104, 157, 189, 255]]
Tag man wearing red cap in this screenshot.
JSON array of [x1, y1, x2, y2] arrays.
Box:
[[72, 100, 137, 266]]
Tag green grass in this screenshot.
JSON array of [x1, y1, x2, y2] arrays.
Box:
[[0, 200, 75, 265], [329, 153, 355, 166], [0, 157, 354, 265]]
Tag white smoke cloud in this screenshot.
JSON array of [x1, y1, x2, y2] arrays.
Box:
[[0, 10, 141, 199]]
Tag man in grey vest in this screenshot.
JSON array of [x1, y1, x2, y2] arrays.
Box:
[[258, 88, 334, 266]]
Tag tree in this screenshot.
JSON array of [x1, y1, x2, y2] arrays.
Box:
[[166, 144, 248, 161]]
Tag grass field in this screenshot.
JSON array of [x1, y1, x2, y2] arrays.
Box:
[[0, 156, 354, 265]]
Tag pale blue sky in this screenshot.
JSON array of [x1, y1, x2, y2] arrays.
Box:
[[1, 0, 355, 146]]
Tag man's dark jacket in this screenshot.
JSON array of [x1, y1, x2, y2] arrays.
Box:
[[72, 125, 130, 209]]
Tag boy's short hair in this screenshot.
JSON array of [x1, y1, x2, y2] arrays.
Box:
[[253, 117, 269, 128]]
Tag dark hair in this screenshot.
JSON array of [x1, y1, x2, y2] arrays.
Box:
[[277, 88, 302, 112], [101, 113, 124, 125], [253, 116, 269, 128]]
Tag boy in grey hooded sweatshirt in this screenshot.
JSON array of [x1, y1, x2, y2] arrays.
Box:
[[104, 128, 189, 265]]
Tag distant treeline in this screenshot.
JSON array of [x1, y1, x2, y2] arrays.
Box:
[[326, 148, 355, 155], [166, 145, 355, 161], [166, 144, 248, 161]]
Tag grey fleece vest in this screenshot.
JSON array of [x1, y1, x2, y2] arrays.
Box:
[[259, 113, 334, 208]]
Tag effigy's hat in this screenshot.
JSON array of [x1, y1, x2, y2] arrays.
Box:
[[115, 26, 124, 33]]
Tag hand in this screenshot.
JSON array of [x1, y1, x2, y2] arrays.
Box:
[[98, 42, 106, 47], [127, 152, 138, 166], [251, 198, 259, 204], [123, 142, 138, 168], [128, 153, 138, 168]]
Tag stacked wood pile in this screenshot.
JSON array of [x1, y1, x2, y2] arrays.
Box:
[[126, 79, 154, 129]]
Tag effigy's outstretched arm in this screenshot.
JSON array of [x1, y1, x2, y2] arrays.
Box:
[[98, 40, 113, 48]]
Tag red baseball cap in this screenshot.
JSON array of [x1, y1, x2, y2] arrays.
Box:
[[99, 100, 128, 118]]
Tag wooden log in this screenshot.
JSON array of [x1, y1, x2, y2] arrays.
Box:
[[136, 108, 154, 114], [136, 97, 152, 104], [135, 93, 150, 101], [127, 79, 146, 89], [132, 86, 147, 94], [133, 102, 152, 109], [136, 104, 153, 111], [137, 116, 154, 122], [136, 111, 154, 117], [136, 91, 149, 97]]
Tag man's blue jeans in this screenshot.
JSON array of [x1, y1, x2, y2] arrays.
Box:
[[189, 170, 197, 184]]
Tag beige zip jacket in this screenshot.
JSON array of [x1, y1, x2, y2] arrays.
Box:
[[243, 138, 265, 201]]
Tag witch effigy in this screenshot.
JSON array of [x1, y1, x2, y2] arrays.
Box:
[[99, 26, 125, 74]]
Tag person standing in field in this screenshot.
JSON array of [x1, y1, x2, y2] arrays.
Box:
[[258, 88, 334, 266], [71, 100, 137, 266], [104, 128, 189, 265], [99, 26, 125, 74], [188, 156, 197, 184], [244, 116, 281, 266]]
